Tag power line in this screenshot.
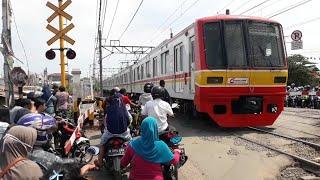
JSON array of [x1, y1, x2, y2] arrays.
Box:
[[239, 0, 273, 15], [105, 0, 120, 41], [101, 0, 108, 33], [118, 0, 144, 40], [285, 16, 320, 29], [11, 7, 29, 73], [141, 0, 189, 44], [217, 0, 237, 14], [267, 0, 312, 18], [247, 0, 283, 16], [232, 0, 253, 13], [149, 0, 200, 44]]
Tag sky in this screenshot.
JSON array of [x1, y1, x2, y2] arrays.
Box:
[[1, 0, 320, 78]]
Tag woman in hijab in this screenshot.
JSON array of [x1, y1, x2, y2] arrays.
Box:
[[121, 117, 180, 180], [0, 126, 43, 180]]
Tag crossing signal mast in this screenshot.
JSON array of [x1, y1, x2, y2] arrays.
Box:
[[45, 0, 76, 87]]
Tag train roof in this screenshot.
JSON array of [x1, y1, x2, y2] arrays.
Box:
[[196, 14, 280, 24]]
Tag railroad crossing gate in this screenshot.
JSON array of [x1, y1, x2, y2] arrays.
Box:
[[46, 0, 75, 46]]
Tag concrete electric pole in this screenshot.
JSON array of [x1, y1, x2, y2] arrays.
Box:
[[1, 0, 14, 107]]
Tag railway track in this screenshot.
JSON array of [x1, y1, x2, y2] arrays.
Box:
[[237, 127, 320, 176]]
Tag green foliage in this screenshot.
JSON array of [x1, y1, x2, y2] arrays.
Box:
[[288, 54, 319, 87]]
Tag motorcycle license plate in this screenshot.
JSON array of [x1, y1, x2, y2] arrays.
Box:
[[107, 148, 125, 156]]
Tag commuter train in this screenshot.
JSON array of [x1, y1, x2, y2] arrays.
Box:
[[104, 15, 288, 127]]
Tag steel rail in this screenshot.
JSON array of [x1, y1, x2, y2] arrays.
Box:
[[237, 136, 320, 176], [248, 127, 320, 150]]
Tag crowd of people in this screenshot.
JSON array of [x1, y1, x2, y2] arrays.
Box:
[[0, 79, 183, 180]]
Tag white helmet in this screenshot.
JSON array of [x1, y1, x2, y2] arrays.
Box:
[[113, 87, 120, 92]]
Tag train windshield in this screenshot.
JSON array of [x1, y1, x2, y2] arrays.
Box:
[[248, 22, 284, 67], [203, 21, 285, 69]]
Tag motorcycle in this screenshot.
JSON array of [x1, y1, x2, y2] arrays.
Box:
[[129, 106, 144, 137], [103, 136, 128, 180], [54, 118, 93, 163], [159, 130, 188, 180], [313, 96, 320, 109]]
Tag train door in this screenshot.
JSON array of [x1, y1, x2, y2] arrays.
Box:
[[174, 43, 184, 93], [189, 36, 195, 93]]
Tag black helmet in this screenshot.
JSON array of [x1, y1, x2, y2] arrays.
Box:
[[119, 88, 126, 95], [151, 86, 164, 99], [144, 83, 154, 93]]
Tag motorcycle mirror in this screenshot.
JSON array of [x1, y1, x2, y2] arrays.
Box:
[[86, 146, 100, 155]]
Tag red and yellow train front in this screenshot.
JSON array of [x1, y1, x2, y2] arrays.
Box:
[[194, 15, 288, 127]]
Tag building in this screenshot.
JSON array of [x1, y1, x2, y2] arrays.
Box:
[[47, 73, 73, 87]]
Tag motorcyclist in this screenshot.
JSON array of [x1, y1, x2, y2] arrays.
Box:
[[316, 87, 320, 96], [94, 87, 132, 168], [302, 85, 311, 95], [119, 88, 139, 110], [138, 83, 154, 106], [141, 86, 174, 132], [16, 113, 57, 147]]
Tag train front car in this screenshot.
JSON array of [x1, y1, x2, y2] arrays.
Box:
[[194, 15, 287, 127]]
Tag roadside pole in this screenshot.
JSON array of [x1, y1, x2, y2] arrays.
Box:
[[58, 0, 66, 87]]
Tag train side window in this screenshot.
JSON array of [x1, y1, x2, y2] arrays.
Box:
[[146, 61, 150, 78], [161, 53, 165, 74], [204, 22, 225, 69], [224, 22, 247, 68], [141, 65, 144, 79], [153, 57, 157, 77], [174, 44, 185, 72], [133, 69, 136, 82], [137, 66, 140, 80]]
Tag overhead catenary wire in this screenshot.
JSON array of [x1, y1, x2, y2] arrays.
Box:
[[149, 0, 201, 44], [285, 16, 320, 29], [105, 0, 120, 41], [142, 0, 189, 44], [247, 0, 284, 16], [232, 0, 254, 14], [217, 0, 237, 14], [118, 0, 144, 40], [239, 0, 273, 15], [267, 0, 312, 18]]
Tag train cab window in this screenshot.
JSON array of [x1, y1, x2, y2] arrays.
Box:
[[153, 57, 157, 77], [224, 22, 247, 68], [204, 22, 225, 69], [248, 22, 284, 67]]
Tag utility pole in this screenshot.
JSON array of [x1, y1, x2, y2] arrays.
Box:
[[98, 26, 103, 96], [1, 0, 14, 107], [58, 0, 66, 87]]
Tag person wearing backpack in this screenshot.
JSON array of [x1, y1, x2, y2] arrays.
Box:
[[94, 87, 132, 168], [41, 84, 57, 117]]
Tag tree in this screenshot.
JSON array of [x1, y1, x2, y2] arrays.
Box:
[[287, 54, 318, 87]]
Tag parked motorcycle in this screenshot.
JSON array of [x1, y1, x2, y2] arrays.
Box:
[[159, 130, 188, 180], [103, 136, 128, 180], [54, 118, 93, 163]]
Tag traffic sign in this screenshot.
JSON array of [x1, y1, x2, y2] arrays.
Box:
[[291, 40, 303, 50], [46, 0, 72, 23], [10, 67, 27, 87], [291, 30, 302, 41], [46, 23, 75, 45]]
